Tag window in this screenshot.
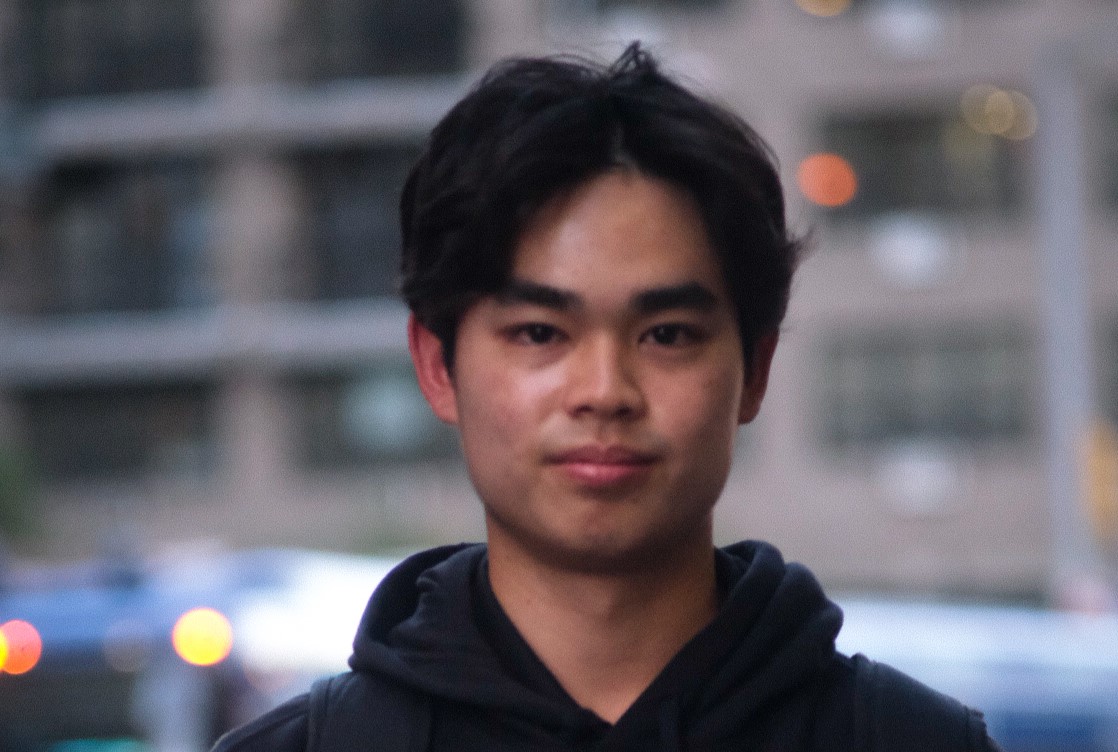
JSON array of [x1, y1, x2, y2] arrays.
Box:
[[819, 326, 1031, 448], [553, 0, 727, 23], [595, 0, 726, 9], [0, 186, 35, 312], [290, 144, 418, 301], [283, 0, 467, 82], [1107, 317, 1118, 426], [0, 662, 142, 746], [848, 0, 1010, 8], [22, 159, 214, 315], [1104, 93, 1118, 208], [292, 360, 457, 468], [10, 0, 206, 100], [19, 381, 218, 480], [818, 108, 1024, 220]]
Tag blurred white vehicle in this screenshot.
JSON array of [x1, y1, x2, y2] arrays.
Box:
[[837, 596, 1118, 752]]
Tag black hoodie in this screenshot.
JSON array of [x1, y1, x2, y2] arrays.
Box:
[[213, 541, 993, 752]]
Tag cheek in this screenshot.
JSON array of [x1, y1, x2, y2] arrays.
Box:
[[455, 366, 556, 452], [651, 374, 741, 509], [663, 368, 745, 444], [682, 372, 744, 496]]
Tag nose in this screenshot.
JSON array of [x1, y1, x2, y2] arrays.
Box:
[[564, 335, 647, 420]]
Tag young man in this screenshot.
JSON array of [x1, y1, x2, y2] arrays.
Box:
[[214, 45, 1001, 751]]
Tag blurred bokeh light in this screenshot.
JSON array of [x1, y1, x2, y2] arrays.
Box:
[[796, 0, 852, 17], [0, 619, 43, 675], [797, 152, 859, 208], [171, 608, 233, 667], [961, 85, 1038, 141]]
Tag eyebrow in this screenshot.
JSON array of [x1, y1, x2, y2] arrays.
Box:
[[495, 279, 720, 315], [495, 279, 579, 310], [632, 283, 719, 315]]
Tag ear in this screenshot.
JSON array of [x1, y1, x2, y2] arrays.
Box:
[[408, 315, 459, 425], [738, 330, 779, 425]]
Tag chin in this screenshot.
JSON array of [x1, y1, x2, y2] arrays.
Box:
[[541, 543, 667, 577], [491, 516, 709, 578]]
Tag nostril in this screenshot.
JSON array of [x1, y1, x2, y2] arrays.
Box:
[[567, 387, 645, 420], [562, 339, 648, 418]]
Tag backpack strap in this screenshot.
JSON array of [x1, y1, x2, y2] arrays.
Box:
[[306, 671, 431, 752], [854, 654, 994, 752]]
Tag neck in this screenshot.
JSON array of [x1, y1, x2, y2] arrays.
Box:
[[486, 529, 719, 723]]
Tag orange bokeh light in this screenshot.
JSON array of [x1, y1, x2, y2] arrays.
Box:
[[172, 607, 233, 667], [797, 152, 858, 208], [796, 0, 852, 17], [0, 620, 43, 675]]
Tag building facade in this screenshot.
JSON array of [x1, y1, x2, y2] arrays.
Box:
[[1, 0, 1116, 600]]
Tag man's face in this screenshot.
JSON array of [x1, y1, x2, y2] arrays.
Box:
[[410, 171, 775, 574]]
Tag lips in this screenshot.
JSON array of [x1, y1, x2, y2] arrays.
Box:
[[547, 445, 658, 488]]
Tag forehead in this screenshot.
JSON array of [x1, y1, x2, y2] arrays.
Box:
[[510, 171, 726, 300]]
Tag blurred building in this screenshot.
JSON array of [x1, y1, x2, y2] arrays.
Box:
[[0, 0, 1116, 599]]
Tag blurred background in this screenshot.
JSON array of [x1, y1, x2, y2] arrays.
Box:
[[1, 0, 1118, 749]]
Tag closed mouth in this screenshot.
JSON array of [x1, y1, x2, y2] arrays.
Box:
[[548, 445, 659, 466]]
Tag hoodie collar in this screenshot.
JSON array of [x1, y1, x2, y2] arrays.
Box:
[[348, 541, 842, 749]]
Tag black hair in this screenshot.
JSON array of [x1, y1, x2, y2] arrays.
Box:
[[399, 42, 803, 369]]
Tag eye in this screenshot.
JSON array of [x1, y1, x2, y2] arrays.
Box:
[[510, 323, 562, 345], [644, 324, 696, 346]]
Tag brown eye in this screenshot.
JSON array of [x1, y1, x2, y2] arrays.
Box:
[[647, 324, 685, 346], [515, 324, 560, 345]]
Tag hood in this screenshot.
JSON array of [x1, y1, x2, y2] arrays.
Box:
[[348, 541, 843, 749]]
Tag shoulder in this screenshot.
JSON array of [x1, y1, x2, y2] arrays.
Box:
[[211, 672, 431, 752], [850, 654, 1003, 752], [210, 692, 309, 752]]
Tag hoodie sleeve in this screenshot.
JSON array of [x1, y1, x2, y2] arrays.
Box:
[[853, 654, 1004, 752], [209, 692, 309, 752], [971, 711, 1005, 752]]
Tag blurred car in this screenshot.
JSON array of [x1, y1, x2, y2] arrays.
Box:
[[0, 547, 397, 752], [836, 596, 1118, 752]]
